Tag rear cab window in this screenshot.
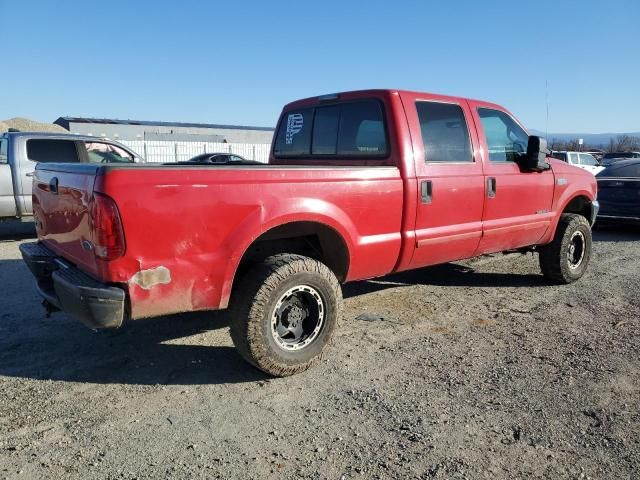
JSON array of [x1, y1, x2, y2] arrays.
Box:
[[273, 99, 389, 164]]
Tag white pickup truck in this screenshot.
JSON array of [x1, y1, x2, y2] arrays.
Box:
[[0, 132, 142, 221], [550, 151, 604, 176]]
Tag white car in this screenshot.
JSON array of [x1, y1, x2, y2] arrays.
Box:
[[551, 151, 604, 175]]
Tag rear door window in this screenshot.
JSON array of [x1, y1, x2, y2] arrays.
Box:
[[416, 102, 472, 163], [26, 139, 80, 163], [274, 100, 387, 159]]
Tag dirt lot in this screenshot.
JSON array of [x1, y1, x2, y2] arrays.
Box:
[[0, 222, 638, 479]]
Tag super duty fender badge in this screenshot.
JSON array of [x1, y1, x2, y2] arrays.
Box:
[[556, 178, 568, 185], [285, 113, 304, 144]]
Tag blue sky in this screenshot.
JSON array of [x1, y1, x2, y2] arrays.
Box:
[[2, 0, 638, 133]]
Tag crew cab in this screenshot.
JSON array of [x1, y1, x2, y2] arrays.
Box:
[[20, 90, 598, 376], [0, 132, 142, 221]]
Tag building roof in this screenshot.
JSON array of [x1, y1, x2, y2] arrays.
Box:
[[54, 117, 274, 132]]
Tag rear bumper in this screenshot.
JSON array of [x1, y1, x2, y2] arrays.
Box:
[[19, 242, 125, 329]]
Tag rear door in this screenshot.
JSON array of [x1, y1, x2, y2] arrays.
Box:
[[18, 138, 82, 215], [401, 92, 485, 268], [468, 102, 555, 254]]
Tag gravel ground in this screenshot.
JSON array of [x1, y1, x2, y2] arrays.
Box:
[[0, 222, 638, 479]]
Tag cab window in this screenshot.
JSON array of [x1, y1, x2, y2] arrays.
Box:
[[579, 153, 598, 166], [84, 142, 134, 163], [27, 139, 80, 163], [274, 100, 388, 159], [477, 108, 528, 163], [416, 102, 472, 163]]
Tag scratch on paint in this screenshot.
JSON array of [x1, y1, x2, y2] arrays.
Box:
[[130, 266, 171, 290]]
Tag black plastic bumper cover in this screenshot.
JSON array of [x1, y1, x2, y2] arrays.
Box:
[[19, 242, 125, 329]]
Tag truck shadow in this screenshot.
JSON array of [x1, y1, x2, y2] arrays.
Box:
[[0, 256, 555, 386], [344, 262, 544, 298]]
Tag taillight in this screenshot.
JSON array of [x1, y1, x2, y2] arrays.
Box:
[[90, 193, 125, 260]]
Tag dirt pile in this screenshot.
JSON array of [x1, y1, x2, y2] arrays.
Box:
[[0, 117, 67, 133]]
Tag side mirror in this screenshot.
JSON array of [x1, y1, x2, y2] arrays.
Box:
[[518, 136, 551, 172]]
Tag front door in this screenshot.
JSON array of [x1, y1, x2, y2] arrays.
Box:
[[401, 92, 485, 268], [468, 102, 555, 254]]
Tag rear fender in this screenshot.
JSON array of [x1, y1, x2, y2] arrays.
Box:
[[218, 198, 357, 308]]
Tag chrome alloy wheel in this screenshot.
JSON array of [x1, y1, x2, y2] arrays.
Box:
[[271, 285, 325, 351], [567, 230, 586, 270]]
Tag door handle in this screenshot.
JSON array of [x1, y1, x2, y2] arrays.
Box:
[[421, 180, 432, 204], [487, 177, 497, 198], [25, 172, 34, 177], [49, 177, 59, 195]]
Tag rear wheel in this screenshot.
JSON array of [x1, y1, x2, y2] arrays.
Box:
[[229, 254, 342, 376], [539, 213, 592, 284]]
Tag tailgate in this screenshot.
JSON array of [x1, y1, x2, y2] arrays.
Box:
[[33, 163, 102, 277]]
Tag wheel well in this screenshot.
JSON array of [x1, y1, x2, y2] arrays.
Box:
[[236, 222, 350, 282], [563, 195, 591, 220]]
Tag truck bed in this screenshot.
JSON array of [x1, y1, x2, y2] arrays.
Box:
[[33, 162, 404, 318]]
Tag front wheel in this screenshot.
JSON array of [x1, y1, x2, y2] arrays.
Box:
[[228, 254, 342, 376], [539, 213, 592, 284]]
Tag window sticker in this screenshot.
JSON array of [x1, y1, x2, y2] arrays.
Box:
[[285, 113, 304, 144]]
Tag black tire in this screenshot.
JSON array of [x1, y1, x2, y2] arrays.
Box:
[[228, 254, 342, 376], [539, 213, 592, 284]]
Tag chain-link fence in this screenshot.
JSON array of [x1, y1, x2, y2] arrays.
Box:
[[119, 140, 271, 163]]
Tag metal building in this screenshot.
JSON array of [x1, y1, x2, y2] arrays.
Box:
[[54, 117, 274, 144]]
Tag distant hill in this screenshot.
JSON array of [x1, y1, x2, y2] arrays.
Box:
[[530, 130, 640, 148]]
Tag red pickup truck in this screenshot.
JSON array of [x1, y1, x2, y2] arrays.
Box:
[[21, 89, 598, 376]]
